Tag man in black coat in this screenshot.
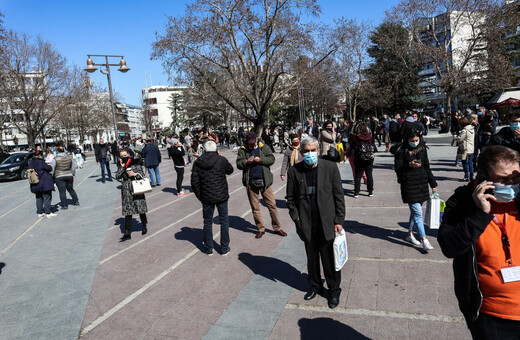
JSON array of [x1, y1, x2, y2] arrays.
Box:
[[286, 136, 346, 309], [191, 140, 234, 256], [94, 138, 112, 183]]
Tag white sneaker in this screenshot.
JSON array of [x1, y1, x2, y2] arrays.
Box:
[[406, 233, 421, 246], [46, 213, 58, 218], [37, 213, 45, 218], [422, 238, 434, 251]]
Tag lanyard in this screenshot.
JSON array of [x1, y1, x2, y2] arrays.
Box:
[[492, 215, 514, 266]]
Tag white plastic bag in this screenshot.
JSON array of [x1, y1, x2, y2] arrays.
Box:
[[425, 193, 444, 229], [333, 229, 348, 271]]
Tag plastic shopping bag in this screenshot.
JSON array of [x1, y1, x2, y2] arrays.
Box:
[[333, 229, 348, 271], [425, 193, 445, 229]]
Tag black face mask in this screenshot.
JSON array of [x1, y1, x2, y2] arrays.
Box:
[[121, 157, 130, 164]]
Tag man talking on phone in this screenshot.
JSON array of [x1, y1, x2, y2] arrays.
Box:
[[439, 145, 520, 339]]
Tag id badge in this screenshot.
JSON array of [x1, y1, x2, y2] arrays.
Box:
[[500, 265, 520, 283]]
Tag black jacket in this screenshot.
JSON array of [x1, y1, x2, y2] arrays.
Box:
[[286, 159, 345, 243], [394, 144, 437, 203], [191, 152, 234, 204], [168, 145, 185, 167], [95, 143, 110, 162], [490, 127, 520, 154], [438, 183, 495, 322]]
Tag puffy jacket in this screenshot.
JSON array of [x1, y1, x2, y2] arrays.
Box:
[[191, 152, 234, 204], [394, 144, 437, 204], [236, 142, 275, 189], [29, 157, 54, 193], [438, 183, 496, 322]]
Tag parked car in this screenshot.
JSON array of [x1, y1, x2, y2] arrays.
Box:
[[0, 152, 34, 181]]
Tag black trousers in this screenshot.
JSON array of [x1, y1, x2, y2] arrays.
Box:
[[354, 158, 374, 194], [124, 214, 147, 234], [174, 166, 184, 193], [304, 226, 341, 297], [468, 313, 520, 340]]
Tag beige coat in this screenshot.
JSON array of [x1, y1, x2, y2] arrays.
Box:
[[319, 129, 336, 156], [456, 125, 475, 160]]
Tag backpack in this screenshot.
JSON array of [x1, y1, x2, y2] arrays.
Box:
[[359, 140, 375, 160], [27, 168, 39, 184]]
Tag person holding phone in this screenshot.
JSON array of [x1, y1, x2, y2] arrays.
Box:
[[439, 145, 520, 338], [116, 148, 148, 242], [394, 129, 437, 251]]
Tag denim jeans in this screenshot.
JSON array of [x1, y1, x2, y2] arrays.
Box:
[[35, 191, 52, 214], [147, 166, 161, 186], [202, 201, 230, 252], [55, 176, 79, 208], [408, 202, 426, 238], [462, 154, 474, 179], [100, 158, 111, 181]]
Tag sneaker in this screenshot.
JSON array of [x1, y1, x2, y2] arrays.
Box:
[[459, 178, 469, 182], [74, 202, 80, 206], [422, 238, 434, 251], [221, 248, 231, 256], [46, 213, 58, 218], [406, 233, 421, 246], [61, 206, 68, 210], [177, 190, 186, 196], [353, 194, 359, 198], [37, 213, 45, 218], [368, 192, 374, 197], [203, 248, 213, 256]]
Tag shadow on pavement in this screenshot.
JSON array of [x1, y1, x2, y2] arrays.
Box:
[[174, 226, 205, 251], [0, 262, 5, 275], [228, 215, 257, 235], [346, 220, 427, 254], [115, 217, 146, 234], [298, 317, 370, 340], [259, 199, 287, 210], [238, 253, 308, 292], [397, 222, 439, 238]]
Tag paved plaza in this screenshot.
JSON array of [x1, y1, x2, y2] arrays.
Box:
[[0, 132, 473, 339]]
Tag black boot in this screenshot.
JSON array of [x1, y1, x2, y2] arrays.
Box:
[[142, 225, 148, 235], [120, 234, 131, 242]]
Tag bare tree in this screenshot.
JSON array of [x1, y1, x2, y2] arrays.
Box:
[[331, 18, 372, 122], [153, 0, 335, 135], [387, 0, 520, 115], [0, 31, 70, 148]]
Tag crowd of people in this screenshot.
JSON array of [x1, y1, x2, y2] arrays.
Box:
[[18, 106, 520, 335]]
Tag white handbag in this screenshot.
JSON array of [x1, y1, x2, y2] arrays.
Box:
[[333, 229, 348, 271], [131, 174, 152, 195]]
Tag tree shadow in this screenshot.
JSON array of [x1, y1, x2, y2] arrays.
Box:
[[0, 262, 5, 275], [115, 216, 146, 234], [298, 317, 370, 340], [346, 220, 428, 254], [238, 252, 308, 292]]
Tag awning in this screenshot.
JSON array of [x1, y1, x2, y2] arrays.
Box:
[[487, 90, 520, 105], [494, 98, 520, 107]]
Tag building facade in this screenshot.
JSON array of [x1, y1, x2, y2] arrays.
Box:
[[141, 85, 188, 130]]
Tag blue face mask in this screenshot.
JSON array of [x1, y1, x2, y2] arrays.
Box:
[[303, 152, 318, 165], [510, 122, 520, 131], [493, 183, 520, 203], [408, 141, 420, 148]]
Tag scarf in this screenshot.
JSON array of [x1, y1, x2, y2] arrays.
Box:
[[290, 145, 300, 166]]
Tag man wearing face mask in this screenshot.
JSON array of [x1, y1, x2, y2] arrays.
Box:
[[237, 131, 287, 239], [490, 112, 520, 154], [286, 136, 345, 309], [439, 145, 520, 339]]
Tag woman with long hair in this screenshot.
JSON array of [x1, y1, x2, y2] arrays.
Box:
[[456, 117, 475, 181], [280, 133, 303, 181], [349, 122, 375, 198], [394, 129, 438, 251]]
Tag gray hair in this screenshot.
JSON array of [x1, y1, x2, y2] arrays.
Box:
[[300, 136, 319, 150], [204, 140, 217, 152]]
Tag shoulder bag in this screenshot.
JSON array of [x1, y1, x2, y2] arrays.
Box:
[[131, 174, 152, 195]]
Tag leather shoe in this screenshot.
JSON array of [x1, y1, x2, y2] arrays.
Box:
[[142, 225, 148, 235], [328, 295, 340, 309], [119, 234, 131, 242], [274, 229, 287, 237], [304, 290, 319, 300], [255, 231, 265, 239]]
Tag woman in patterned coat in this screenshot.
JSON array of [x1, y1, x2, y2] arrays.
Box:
[[117, 148, 148, 242]]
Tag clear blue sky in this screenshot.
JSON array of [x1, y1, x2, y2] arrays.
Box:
[[0, 0, 399, 106]]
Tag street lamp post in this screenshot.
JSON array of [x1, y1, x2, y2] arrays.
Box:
[[84, 55, 130, 141]]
